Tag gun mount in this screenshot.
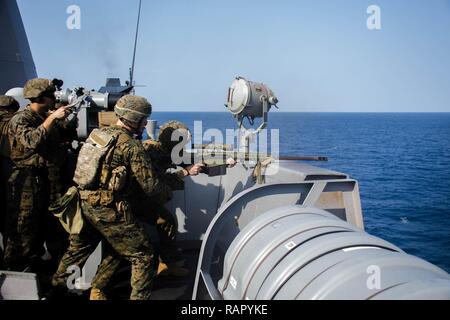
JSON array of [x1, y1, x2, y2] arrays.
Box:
[[53, 78, 132, 140]]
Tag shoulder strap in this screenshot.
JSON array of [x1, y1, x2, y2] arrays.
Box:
[[98, 130, 134, 189], [117, 131, 132, 145], [98, 131, 121, 189]]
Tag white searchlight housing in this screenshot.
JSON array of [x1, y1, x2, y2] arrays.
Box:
[[227, 76, 278, 121], [226, 76, 278, 153]]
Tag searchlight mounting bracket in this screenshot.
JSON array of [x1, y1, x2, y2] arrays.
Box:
[[226, 76, 278, 156]]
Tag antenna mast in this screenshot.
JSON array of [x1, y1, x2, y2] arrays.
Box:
[[130, 0, 142, 87]]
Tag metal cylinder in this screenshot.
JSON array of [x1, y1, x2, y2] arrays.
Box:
[[89, 91, 109, 109], [218, 205, 450, 300], [146, 120, 158, 140], [54, 88, 72, 104]]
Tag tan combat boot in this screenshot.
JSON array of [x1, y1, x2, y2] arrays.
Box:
[[90, 287, 107, 300], [157, 261, 189, 277]]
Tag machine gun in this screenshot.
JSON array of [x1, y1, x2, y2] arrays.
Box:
[[53, 80, 127, 140], [187, 145, 328, 177]]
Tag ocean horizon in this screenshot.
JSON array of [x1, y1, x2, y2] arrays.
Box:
[[150, 112, 450, 272], [151, 111, 450, 114]]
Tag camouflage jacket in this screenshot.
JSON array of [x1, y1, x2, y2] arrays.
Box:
[[0, 109, 15, 157], [46, 117, 78, 177], [143, 139, 185, 191], [8, 106, 50, 168], [8, 106, 76, 169], [100, 126, 170, 202]]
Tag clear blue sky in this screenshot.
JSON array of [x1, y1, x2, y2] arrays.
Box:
[[17, 0, 450, 112]]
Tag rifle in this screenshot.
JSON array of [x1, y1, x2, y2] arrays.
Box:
[[185, 145, 328, 176]]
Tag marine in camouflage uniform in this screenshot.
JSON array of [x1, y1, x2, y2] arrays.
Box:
[[141, 121, 191, 265], [3, 79, 72, 272], [52, 95, 170, 300], [44, 107, 79, 265], [0, 95, 20, 268], [86, 121, 201, 298]]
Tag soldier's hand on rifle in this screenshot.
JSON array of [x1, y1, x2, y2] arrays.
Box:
[[43, 106, 71, 131], [184, 163, 204, 176], [226, 157, 237, 168], [49, 106, 71, 120]]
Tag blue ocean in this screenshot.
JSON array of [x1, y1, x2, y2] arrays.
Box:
[[152, 112, 450, 273]]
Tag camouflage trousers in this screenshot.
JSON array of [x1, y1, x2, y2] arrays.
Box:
[[46, 165, 70, 263], [0, 156, 13, 240], [154, 204, 179, 263], [0, 155, 12, 270], [0, 155, 13, 268], [88, 203, 180, 293], [133, 196, 180, 264], [3, 168, 49, 271], [52, 200, 156, 300]]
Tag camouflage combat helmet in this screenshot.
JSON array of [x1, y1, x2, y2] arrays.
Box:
[[158, 120, 191, 151], [23, 78, 56, 99], [0, 95, 20, 111], [114, 95, 152, 124]]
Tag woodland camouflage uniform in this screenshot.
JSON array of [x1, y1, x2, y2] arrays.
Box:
[[0, 95, 20, 267], [44, 115, 78, 265], [2, 79, 71, 271], [140, 121, 189, 263], [85, 121, 191, 292], [53, 96, 169, 300]]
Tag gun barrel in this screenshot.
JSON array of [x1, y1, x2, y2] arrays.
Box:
[[189, 151, 328, 163], [278, 156, 328, 161]]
